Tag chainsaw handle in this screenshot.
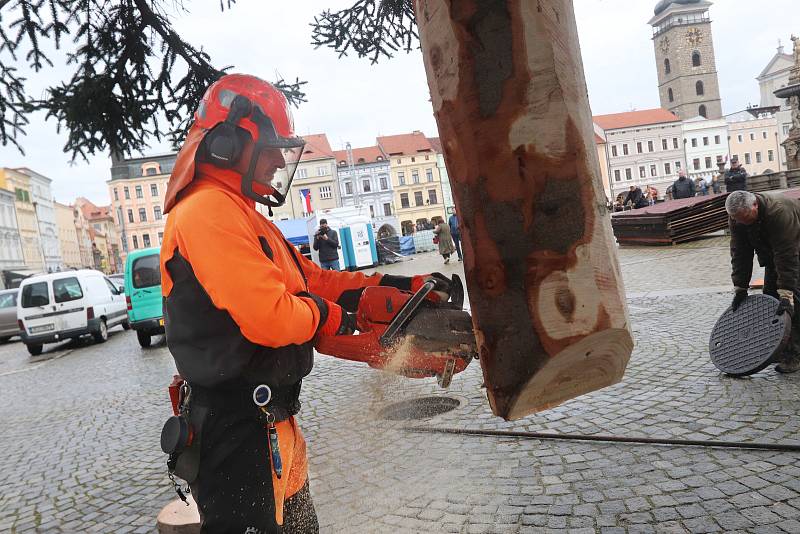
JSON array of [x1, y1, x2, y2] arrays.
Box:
[[379, 280, 434, 346]]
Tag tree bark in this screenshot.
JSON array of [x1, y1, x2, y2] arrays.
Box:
[[414, 0, 633, 420]]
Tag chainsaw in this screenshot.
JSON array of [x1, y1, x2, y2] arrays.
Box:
[[315, 274, 477, 387]]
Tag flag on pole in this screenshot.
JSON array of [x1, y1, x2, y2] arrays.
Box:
[[299, 189, 313, 214]]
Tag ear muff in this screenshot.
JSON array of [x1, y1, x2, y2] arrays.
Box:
[[204, 95, 253, 168]]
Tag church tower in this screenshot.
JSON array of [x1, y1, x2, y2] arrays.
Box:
[[649, 0, 723, 120]]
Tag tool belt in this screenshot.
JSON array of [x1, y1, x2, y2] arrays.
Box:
[[161, 380, 302, 484], [188, 381, 302, 423]]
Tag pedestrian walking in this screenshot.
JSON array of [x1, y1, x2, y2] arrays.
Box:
[[433, 218, 457, 264], [448, 209, 463, 262]]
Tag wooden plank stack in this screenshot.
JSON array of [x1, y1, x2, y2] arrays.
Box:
[[611, 194, 729, 246], [612, 188, 800, 246]]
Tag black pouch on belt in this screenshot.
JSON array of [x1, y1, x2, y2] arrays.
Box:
[[160, 404, 208, 484]]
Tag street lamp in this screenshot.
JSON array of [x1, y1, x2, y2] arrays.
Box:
[[31, 201, 48, 272]]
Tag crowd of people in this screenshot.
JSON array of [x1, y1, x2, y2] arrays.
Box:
[[611, 156, 749, 212]]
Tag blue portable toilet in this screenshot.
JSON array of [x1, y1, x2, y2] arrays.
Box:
[[340, 222, 378, 271]]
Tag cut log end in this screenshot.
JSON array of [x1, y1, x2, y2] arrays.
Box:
[[500, 328, 634, 421], [157, 496, 200, 534]]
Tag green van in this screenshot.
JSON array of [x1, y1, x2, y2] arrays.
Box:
[[124, 247, 164, 347]]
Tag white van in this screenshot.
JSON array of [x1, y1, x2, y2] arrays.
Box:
[[18, 270, 129, 355]]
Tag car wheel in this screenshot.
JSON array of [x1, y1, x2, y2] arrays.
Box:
[[93, 319, 109, 343], [121, 320, 131, 331], [27, 344, 43, 356], [0, 336, 11, 343], [137, 330, 152, 348]]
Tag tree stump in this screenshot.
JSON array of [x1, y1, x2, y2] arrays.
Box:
[[414, 0, 633, 420], [156, 496, 200, 534]]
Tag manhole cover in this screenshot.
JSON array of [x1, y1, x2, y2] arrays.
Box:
[[709, 294, 791, 376], [378, 396, 460, 421]]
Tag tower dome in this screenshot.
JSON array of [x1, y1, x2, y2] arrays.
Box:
[[654, 0, 702, 16]]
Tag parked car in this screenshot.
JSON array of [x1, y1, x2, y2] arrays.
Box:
[[17, 270, 129, 356], [107, 273, 125, 293], [124, 248, 164, 348], [0, 288, 21, 342]]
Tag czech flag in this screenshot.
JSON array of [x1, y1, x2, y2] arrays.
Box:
[[299, 189, 312, 214]]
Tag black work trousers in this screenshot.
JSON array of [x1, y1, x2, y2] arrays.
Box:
[[762, 266, 800, 358], [190, 407, 319, 534]]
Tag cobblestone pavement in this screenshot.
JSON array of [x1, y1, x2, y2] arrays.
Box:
[[2, 239, 799, 533]]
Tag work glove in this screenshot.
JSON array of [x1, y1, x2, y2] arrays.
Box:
[[776, 289, 795, 318], [731, 288, 748, 312], [299, 292, 357, 337], [380, 273, 452, 303]]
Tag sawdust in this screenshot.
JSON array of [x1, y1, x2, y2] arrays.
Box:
[[361, 336, 417, 417]]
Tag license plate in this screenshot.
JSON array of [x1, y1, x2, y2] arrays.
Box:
[[159, 318, 164, 326], [30, 324, 54, 334]]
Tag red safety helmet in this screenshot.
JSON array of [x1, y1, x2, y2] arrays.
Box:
[[164, 74, 305, 213]]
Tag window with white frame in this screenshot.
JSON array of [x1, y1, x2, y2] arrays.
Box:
[[614, 170, 621, 182], [769, 150, 774, 162], [639, 166, 646, 178], [745, 153, 751, 165], [362, 179, 371, 193], [150, 183, 158, 196], [426, 169, 433, 182], [383, 203, 391, 216], [762, 131, 768, 139], [625, 168, 632, 180], [297, 168, 308, 179], [319, 186, 333, 199], [650, 165, 657, 177], [345, 182, 353, 195], [398, 171, 405, 185], [317, 165, 328, 176], [665, 162, 672, 175], [612, 145, 618, 157], [662, 139, 668, 151], [379, 176, 388, 190], [756, 152, 762, 163], [135, 185, 143, 198], [154, 206, 162, 221]]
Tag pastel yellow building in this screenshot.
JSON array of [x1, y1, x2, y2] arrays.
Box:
[[2, 168, 43, 271], [727, 115, 784, 175], [377, 132, 446, 236], [54, 201, 83, 269]]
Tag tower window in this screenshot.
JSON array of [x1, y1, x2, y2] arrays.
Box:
[[696, 81, 704, 96], [668, 88, 674, 102], [692, 52, 701, 67], [699, 105, 707, 118], [664, 58, 671, 75]]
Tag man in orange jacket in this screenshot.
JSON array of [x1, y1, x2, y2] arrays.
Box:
[[160, 74, 451, 533]]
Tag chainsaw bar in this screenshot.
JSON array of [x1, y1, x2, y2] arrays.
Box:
[[709, 294, 791, 376]]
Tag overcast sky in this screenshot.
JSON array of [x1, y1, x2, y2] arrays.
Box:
[[0, 0, 796, 205]]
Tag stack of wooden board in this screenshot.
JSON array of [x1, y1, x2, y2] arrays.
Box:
[[612, 188, 800, 246], [611, 194, 729, 245]]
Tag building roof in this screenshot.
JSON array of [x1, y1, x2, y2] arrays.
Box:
[[654, 0, 702, 16], [593, 108, 681, 131], [757, 50, 793, 80], [594, 133, 606, 145], [76, 198, 113, 222], [332, 145, 387, 166], [299, 134, 335, 162], [427, 137, 443, 153], [377, 131, 433, 156]]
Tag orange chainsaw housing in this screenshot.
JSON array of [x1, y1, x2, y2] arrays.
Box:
[[315, 285, 474, 381]]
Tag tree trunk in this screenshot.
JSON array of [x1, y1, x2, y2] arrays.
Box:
[[414, 0, 634, 420]]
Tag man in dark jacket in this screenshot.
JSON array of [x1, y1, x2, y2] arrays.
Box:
[[624, 186, 648, 209], [671, 170, 696, 199], [724, 156, 748, 192], [313, 219, 340, 270], [448, 209, 463, 262], [727, 190, 800, 373]]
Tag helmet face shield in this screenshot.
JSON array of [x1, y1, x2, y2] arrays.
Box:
[[254, 145, 304, 201]]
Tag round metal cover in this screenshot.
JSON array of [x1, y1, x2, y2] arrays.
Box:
[[378, 396, 460, 421], [709, 294, 791, 376]]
